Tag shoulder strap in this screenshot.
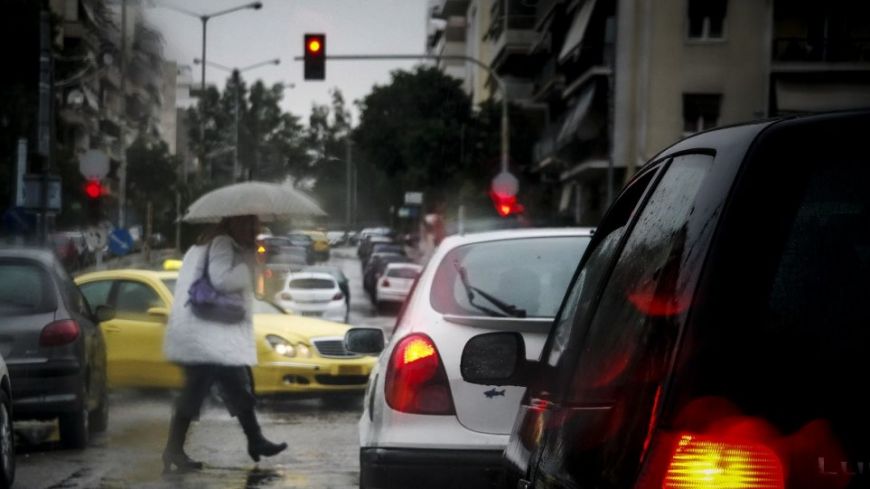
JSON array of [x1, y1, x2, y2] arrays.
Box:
[[202, 240, 214, 280]]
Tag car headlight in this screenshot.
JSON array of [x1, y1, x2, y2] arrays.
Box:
[[265, 335, 312, 358]]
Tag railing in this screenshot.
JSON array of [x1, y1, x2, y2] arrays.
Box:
[[772, 37, 870, 63], [487, 0, 538, 39]]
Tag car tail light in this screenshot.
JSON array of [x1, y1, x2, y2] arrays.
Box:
[[382, 278, 391, 288], [385, 333, 455, 415], [40, 320, 80, 347], [639, 433, 784, 489], [333, 292, 344, 301], [280, 292, 293, 301]]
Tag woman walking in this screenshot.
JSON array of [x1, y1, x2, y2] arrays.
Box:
[[161, 215, 286, 473]]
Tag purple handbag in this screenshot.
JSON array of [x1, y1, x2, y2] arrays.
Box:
[[187, 241, 247, 323]]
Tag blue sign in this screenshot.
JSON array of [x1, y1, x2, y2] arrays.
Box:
[[108, 228, 134, 256]]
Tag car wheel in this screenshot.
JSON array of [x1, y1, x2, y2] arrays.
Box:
[[89, 389, 109, 433], [0, 394, 15, 489], [59, 405, 89, 449]]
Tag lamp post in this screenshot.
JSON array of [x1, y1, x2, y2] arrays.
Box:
[[193, 58, 282, 181]]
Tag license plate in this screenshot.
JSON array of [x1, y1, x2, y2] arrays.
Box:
[[301, 311, 321, 317], [339, 366, 362, 375]]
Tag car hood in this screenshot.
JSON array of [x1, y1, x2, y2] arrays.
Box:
[[253, 313, 351, 342]]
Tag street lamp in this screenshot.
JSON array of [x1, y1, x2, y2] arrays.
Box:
[[157, 2, 263, 94], [193, 57, 281, 181]]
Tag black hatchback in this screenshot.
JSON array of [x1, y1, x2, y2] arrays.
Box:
[[462, 111, 870, 489], [0, 248, 111, 449]]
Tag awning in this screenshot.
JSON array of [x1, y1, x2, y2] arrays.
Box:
[[557, 84, 597, 146], [776, 80, 870, 113], [558, 0, 598, 63]]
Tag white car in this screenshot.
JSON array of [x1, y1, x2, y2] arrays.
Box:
[[374, 263, 422, 307], [275, 272, 349, 323], [345, 228, 593, 489]]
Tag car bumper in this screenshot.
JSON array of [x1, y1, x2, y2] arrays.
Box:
[[360, 447, 504, 489], [375, 289, 409, 303], [253, 359, 373, 395], [7, 359, 85, 418], [277, 301, 347, 322]]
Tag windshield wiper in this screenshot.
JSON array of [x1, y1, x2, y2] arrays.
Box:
[[454, 262, 527, 318]]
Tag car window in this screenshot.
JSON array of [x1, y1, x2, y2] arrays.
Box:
[[52, 261, 90, 315], [80, 280, 114, 309], [162, 279, 176, 294], [0, 261, 54, 314], [430, 236, 590, 318], [559, 154, 715, 488], [288, 278, 334, 289], [387, 267, 420, 279], [115, 281, 164, 321]]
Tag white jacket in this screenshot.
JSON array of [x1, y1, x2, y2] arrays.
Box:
[[163, 235, 257, 366]]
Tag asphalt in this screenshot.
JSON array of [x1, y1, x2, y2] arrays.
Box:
[[14, 247, 397, 489]]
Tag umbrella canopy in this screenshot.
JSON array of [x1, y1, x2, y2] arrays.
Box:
[[183, 182, 327, 223]]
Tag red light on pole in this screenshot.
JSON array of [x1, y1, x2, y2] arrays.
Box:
[[84, 180, 103, 199], [490, 171, 523, 217], [304, 33, 326, 80], [307, 39, 321, 53]]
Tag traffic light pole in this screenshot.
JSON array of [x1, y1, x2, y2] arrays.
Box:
[[296, 54, 510, 173]]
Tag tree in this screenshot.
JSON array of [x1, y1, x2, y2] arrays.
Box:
[[125, 137, 179, 237], [308, 89, 352, 220], [353, 66, 472, 216]]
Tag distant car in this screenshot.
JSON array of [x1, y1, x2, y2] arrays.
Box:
[[362, 242, 405, 270], [326, 231, 347, 247], [364, 254, 413, 296], [302, 265, 350, 307], [374, 263, 422, 309], [344, 228, 593, 489], [358, 235, 393, 261], [466, 111, 870, 489], [257, 236, 311, 296], [0, 248, 111, 449], [299, 230, 330, 261], [286, 233, 317, 263], [275, 272, 349, 323], [75, 269, 375, 396], [0, 353, 14, 488]]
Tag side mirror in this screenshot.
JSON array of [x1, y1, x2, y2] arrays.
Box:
[[94, 305, 115, 323], [344, 327, 385, 355], [460, 332, 530, 386], [147, 306, 170, 320]]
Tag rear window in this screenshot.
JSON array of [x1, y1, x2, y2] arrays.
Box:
[[430, 236, 590, 318], [387, 267, 420, 279], [0, 262, 54, 313], [288, 278, 334, 289]]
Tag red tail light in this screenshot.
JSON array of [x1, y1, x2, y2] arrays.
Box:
[[333, 292, 344, 301], [385, 334, 455, 415], [640, 432, 784, 489], [382, 278, 391, 288], [40, 320, 80, 347]]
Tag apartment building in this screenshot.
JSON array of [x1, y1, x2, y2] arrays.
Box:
[[428, 0, 870, 226]]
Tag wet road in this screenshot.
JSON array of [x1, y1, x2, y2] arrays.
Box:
[[15, 247, 397, 489]]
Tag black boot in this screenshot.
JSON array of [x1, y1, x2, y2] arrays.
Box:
[[238, 410, 287, 462], [162, 413, 204, 474]]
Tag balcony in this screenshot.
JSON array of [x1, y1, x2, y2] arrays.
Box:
[[487, 0, 539, 74], [772, 37, 870, 71], [431, 0, 471, 19]]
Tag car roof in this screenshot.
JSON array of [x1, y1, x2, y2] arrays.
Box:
[[0, 246, 57, 265], [76, 269, 178, 282], [437, 227, 594, 249]]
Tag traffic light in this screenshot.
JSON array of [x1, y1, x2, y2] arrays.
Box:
[[490, 191, 525, 217], [304, 33, 326, 80], [84, 179, 105, 223]]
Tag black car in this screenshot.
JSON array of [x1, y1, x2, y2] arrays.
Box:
[[0, 248, 111, 449], [461, 111, 870, 489], [363, 253, 413, 296]]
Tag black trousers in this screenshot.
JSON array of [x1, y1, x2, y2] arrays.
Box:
[[174, 364, 257, 419]]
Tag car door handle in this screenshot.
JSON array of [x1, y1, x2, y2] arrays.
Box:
[[104, 325, 121, 333]]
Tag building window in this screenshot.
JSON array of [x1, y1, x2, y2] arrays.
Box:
[[683, 94, 722, 134], [688, 0, 727, 40]]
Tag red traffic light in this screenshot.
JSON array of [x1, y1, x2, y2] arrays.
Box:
[[84, 180, 103, 199], [490, 191, 524, 217]]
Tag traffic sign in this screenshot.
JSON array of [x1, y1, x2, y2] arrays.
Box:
[[79, 149, 110, 179], [84, 226, 108, 252], [491, 171, 518, 198], [404, 191, 423, 205], [108, 228, 134, 256]]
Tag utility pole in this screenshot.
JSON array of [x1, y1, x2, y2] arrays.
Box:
[[118, 0, 128, 227], [345, 135, 352, 236], [233, 69, 240, 181], [37, 4, 53, 243]]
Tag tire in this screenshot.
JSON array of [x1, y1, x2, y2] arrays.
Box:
[[0, 394, 15, 489], [89, 389, 109, 433], [59, 405, 89, 449]]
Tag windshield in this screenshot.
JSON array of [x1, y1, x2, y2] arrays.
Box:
[[431, 236, 590, 318]]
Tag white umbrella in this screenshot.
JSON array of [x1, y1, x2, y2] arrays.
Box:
[[182, 182, 327, 223]]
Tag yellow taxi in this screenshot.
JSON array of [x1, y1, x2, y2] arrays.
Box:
[[299, 230, 330, 261], [74, 269, 376, 396]]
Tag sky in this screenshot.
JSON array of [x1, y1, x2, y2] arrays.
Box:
[[145, 0, 431, 123]]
